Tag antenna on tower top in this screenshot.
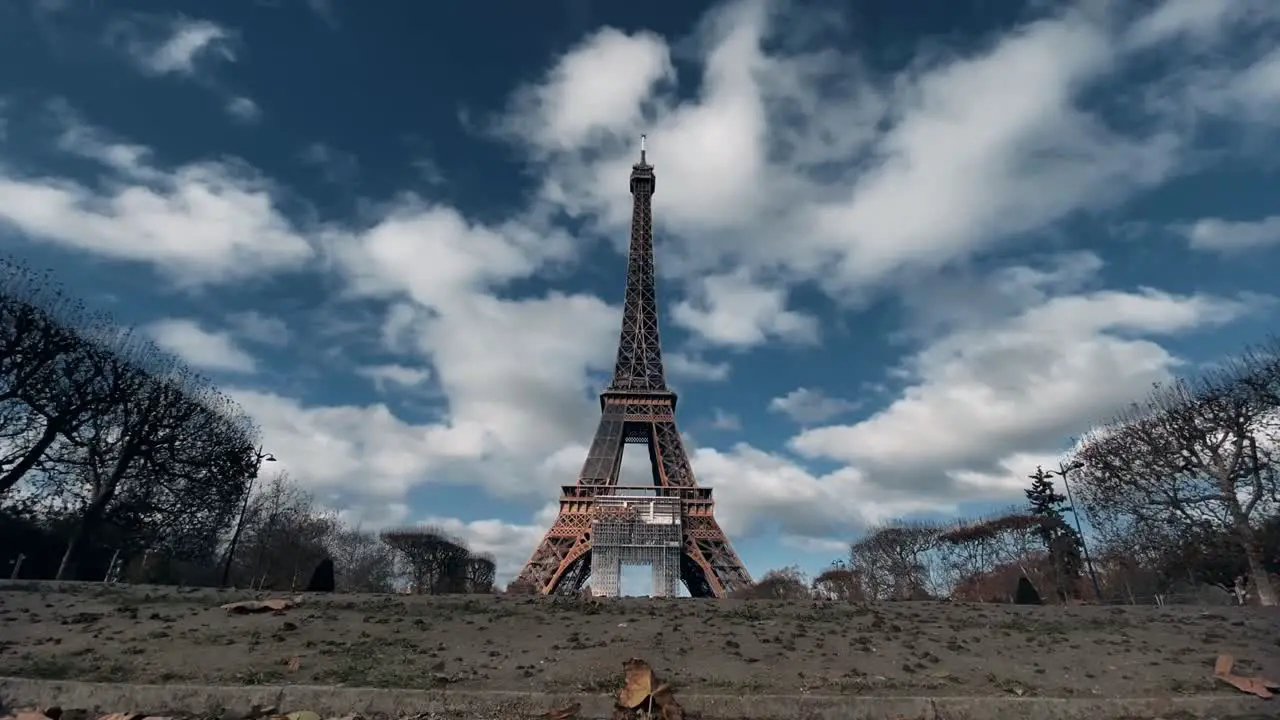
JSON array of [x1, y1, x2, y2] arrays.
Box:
[[639, 134, 647, 164]]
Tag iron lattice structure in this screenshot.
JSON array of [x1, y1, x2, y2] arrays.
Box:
[[590, 493, 683, 598], [513, 139, 753, 598]]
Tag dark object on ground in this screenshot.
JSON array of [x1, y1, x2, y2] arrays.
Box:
[[306, 558, 335, 592], [1015, 576, 1041, 605]]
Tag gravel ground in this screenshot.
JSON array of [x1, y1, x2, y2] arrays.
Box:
[[1, 581, 1278, 700]]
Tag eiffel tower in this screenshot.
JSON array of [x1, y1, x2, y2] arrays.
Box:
[[513, 137, 753, 598]]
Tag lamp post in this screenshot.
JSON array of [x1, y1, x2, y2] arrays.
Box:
[[1050, 460, 1102, 601], [220, 447, 276, 588]]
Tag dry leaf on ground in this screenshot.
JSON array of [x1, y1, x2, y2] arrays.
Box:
[[614, 658, 683, 720], [619, 658, 656, 709], [1212, 653, 1279, 699], [650, 682, 683, 720]]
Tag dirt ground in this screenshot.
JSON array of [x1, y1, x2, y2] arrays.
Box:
[[1, 581, 1277, 699]]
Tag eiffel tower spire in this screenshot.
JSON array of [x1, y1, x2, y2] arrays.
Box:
[[513, 137, 753, 598], [609, 133, 666, 393]]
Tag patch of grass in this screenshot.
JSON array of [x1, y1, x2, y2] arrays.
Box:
[[2, 653, 79, 680], [82, 659, 136, 682]]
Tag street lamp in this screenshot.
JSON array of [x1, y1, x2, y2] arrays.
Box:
[[1049, 460, 1103, 602], [220, 447, 277, 588]]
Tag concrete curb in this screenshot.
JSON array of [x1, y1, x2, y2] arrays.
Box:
[[0, 677, 1270, 720]]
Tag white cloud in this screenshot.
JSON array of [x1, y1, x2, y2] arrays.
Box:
[[225, 97, 261, 124], [357, 364, 432, 392], [225, 190, 619, 510], [1222, 48, 1280, 120], [666, 352, 730, 382], [0, 114, 314, 285], [690, 443, 945, 539], [1124, 0, 1266, 50], [672, 271, 819, 348], [232, 390, 464, 500], [113, 17, 236, 78], [498, 27, 673, 152], [769, 388, 859, 425], [147, 318, 257, 373], [1185, 216, 1280, 252], [791, 282, 1259, 492], [333, 201, 575, 310]]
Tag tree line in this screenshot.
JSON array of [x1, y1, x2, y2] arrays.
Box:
[[0, 260, 494, 594], [740, 336, 1280, 607], [0, 260, 263, 581]]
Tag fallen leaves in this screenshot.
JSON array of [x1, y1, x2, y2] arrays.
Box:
[[613, 658, 683, 720], [1213, 653, 1279, 699], [618, 658, 654, 708]]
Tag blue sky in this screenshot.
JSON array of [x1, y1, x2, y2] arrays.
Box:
[[1, 0, 1278, 590]]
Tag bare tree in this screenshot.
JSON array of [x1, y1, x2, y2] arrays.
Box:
[[229, 472, 335, 589], [0, 262, 262, 582], [464, 552, 496, 594], [47, 340, 262, 581], [849, 521, 943, 600], [0, 264, 109, 497], [1072, 373, 1278, 606], [731, 565, 811, 600], [381, 526, 472, 594], [937, 512, 1051, 601], [811, 561, 866, 601], [328, 524, 397, 593]]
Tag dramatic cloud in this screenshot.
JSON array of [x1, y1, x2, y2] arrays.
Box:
[[0, 114, 314, 285], [498, 0, 1192, 317], [5, 0, 1278, 582], [147, 319, 258, 373], [791, 278, 1260, 493]]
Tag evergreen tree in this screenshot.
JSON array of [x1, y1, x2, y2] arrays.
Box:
[[1026, 466, 1085, 593], [1025, 468, 1068, 522]]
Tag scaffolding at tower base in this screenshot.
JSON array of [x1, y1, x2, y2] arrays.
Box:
[[590, 494, 682, 597]]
